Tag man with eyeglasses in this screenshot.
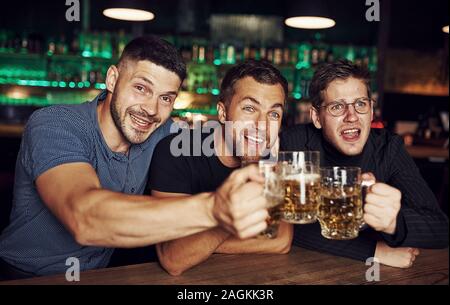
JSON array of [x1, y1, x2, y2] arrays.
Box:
[[281, 59, 448, 268]]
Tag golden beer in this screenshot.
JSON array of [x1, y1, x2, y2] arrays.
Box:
[[318, 167, 363, 240], [258, 161, 284, 239], [280, 174, 321, 224], [318, 186, 363, 240], [258, 197, 283, 239], [278, 151, 321, 224]]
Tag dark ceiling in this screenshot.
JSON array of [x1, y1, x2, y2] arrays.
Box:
[[0, 0, 448, 49]]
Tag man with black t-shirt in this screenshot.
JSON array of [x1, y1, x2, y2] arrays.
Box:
[[281, 60, 448, 268], [148, 60, 293, 275]]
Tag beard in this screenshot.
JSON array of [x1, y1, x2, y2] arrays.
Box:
[[110, 91, 161, 144]]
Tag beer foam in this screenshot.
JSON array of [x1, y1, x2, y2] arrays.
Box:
[[284, 173, 320, 183]]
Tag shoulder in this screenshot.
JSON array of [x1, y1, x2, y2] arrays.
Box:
[[368, 128, 404, 154], [26, 103, 93, 134], [21, 103, 96, 154]]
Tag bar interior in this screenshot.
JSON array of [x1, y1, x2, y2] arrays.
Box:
[[0, 0, 448, 285]]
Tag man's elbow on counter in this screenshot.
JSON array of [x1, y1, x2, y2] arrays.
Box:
[[156, 244, 188, 276], [279, 224, 294, 254], [270, 229, 293, 254]]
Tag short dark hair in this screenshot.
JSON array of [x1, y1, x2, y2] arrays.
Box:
[[219, 59, 289, 106], [118, 35, 187, 81], [309, 59, 371, 109]]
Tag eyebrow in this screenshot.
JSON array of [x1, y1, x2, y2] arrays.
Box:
[[332, 97, 370, 103], [241, 96, 284, 109], [133, 76, 178, 95], [133, 76, 154, 86]]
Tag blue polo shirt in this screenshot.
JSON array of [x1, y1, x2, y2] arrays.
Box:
[[0, 90, 174, 276]]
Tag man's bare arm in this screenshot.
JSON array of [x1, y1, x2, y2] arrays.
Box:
[[153, 190, 231, 276], [37, 163, 268, 249], [216, 222, 293, 254], [153, 189, 291, 276], [37, 162, 216, 248]]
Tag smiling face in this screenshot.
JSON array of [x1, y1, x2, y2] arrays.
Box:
[[311, 77, 373, 156], [108, 60, 181, 144], [218, 76, 285, 163]]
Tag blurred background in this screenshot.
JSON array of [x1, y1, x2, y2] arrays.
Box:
[[0, 0, 448, 230]]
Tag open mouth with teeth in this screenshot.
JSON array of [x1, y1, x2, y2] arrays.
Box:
[[340, 128, 361, 142], [244, 134, 264, 145], [130, 113, 153, 130]]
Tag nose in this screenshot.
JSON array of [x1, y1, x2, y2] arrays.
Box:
[[343, 104, 358, 122], [140, 97, 158, 117]]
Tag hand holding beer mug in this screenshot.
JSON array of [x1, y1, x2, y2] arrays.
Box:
[[318, 167, 364, 240], [278, 151, 321, 224], [258, 161, 285, 238]]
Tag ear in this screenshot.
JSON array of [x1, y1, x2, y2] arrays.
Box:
[[310, 107, 322, 129], [217, 102, 227, 124], [105, 65, 119, 93]]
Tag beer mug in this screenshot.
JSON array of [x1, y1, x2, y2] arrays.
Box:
[[240, 159, 284, 238], [318, 167, 364, 240], [278, 151, 321, 224], [257, 160, 285, 238]]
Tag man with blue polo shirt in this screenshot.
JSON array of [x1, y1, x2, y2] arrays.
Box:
[[0, 36, 271, 280]]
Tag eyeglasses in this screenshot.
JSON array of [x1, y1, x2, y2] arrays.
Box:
[[318, 98, 374, 117]]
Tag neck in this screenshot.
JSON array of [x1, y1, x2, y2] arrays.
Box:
[[214, 128, 241, 168], [97, 92, 130, 154], [322, 135, 364, 167]]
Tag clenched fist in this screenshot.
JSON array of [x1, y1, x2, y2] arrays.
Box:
[[213, 165, 269, 239], [362, 173, 401, 235]]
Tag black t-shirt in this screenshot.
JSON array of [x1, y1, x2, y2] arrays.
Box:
[[148, 129, 236, 194]]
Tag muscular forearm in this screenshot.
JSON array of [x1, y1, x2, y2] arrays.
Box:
[[157, 227, 230, 276], [216, 222, 293, 254], [69, 189, 217, 248]]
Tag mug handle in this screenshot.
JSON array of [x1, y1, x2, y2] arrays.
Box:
[[359, 179, 375, 231]]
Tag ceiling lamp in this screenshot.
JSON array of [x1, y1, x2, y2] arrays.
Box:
[[103, 0, 155, 21], [285, 0, 335, 30], [443, 25, 449, 34]]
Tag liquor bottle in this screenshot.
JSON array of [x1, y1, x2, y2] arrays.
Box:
[[56, 35, 69, 55], [311, 44, 319, 66], [198, 45, 206, 64], [226, 44, 235, 64], [101, 32, 113, 59], [220, 43, 227, 64], [47, 37, 56, 56], [192, 42, 199, 62], [20, 32, 28, 54], [267, 47, 274, 63], [92, 32, 100, 57], [297, 43, 311, 68], [283, 48, 290, 65], [206, 45, 214, 64], [260, 46, 267, 61], [274, 48, 283, 65], [345, 45, 356, 62]]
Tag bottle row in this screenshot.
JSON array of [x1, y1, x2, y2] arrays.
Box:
[[0, 30, 377, 71], [0, 30, 131, 59]]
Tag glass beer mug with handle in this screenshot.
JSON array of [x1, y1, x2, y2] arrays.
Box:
[[318, 167, 365, 240], [240, 159, 285, 238], [257, 160, 285, 239], [278, 151, 321, 224]]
